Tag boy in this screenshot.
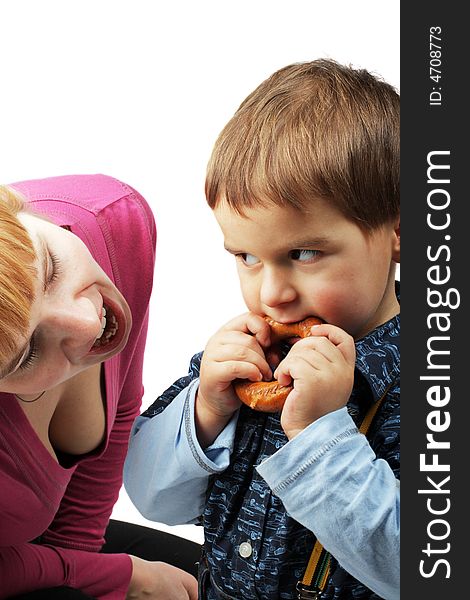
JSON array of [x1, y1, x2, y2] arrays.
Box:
[[125, 59, 400, 600]]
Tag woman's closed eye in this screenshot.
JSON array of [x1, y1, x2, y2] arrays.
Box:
[[46, 250, 63, 288], [17, 249, 63, 373], [19, 336, 39, 371], [289, 249, 319, 262]]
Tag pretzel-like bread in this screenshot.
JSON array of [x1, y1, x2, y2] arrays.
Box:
[[233, 316, 322, 412]]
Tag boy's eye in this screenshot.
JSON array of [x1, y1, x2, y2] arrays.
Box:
[[238, 253, 260, 266], [290, 249, 319, 262]]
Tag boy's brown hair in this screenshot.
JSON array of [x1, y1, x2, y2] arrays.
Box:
[[205, 59, 399, 230]]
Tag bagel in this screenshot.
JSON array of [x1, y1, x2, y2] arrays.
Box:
[[233, 316, 322, 412]]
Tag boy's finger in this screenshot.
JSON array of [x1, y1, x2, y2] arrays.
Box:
[[243, 312, 273, 348], [222, 312, 272, 348], [309, 324, 356, 365], [215, 360, 266, 385], [215, 344, 272, 381]]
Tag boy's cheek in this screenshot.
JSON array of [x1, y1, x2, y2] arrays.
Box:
[[307, 287, 352, 326], [239, 283, 259, 313]]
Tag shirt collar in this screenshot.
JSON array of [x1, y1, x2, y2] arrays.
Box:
[[354, 282, 400, 402]]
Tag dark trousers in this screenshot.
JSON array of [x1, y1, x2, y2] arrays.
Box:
[[9, 519, 202, 599]]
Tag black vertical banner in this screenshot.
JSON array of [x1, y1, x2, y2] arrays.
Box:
[[401, 2, 467, 598]]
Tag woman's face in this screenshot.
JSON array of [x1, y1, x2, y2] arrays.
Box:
[[0, 212, 132, 395]]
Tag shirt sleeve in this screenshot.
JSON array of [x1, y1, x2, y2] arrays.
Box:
[[256, 406, 400, 600], [124, 380, 239, 525], [0, 543, 132, 600]]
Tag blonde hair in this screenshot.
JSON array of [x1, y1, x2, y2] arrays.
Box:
[[206, 59, 400, 230], [0, 185, 37, 373]]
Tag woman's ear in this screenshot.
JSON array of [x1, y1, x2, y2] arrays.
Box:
[[392, 217, 400, 263]]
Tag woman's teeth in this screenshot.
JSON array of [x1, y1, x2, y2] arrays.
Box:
[[93, 305, 119, 347], [97, 307, 107, 339]]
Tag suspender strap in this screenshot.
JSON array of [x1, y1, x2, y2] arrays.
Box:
[[296, 386, 392, 600], [297, 544, 331, 599], [358, 393, 385, 435]]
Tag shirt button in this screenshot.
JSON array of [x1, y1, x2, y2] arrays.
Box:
[[239, 541, 253, 558]]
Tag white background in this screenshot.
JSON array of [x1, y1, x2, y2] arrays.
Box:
[[0, 0, 399, 544]]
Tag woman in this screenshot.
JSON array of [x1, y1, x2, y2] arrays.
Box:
[[0, 175, 199, 600]]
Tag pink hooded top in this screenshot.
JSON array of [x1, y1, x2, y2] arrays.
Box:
[[0, 175, 156, 599]]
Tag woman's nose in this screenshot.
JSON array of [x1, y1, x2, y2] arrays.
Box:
[[260, 269, 297, 308], [43, 297, 101, 358]]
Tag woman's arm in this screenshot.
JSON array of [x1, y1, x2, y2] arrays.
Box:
[[0, 544, 132, 600]]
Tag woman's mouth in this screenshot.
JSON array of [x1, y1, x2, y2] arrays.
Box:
[[93, 305, 118, 347], [88, 299, 129, 357]]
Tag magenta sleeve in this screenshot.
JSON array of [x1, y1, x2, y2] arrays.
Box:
[[0, 544, 132, 599]]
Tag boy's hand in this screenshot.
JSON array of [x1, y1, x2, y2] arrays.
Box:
[[196, 313, 272, 446], [276, 324, 356, 440]]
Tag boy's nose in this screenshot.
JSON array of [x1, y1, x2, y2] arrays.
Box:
[[260, 270, 297, 308]]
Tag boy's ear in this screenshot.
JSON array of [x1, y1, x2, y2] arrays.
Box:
[[391, 217, 400, 263]]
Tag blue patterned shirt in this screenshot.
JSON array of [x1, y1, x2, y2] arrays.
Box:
[[125, 311, 400, 600]]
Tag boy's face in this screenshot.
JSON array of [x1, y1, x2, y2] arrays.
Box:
[[214, 198, 400, 340]]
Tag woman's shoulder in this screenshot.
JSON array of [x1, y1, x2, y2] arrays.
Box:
[[12, 174, 152, 219], [12, 173, 156, 262]]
